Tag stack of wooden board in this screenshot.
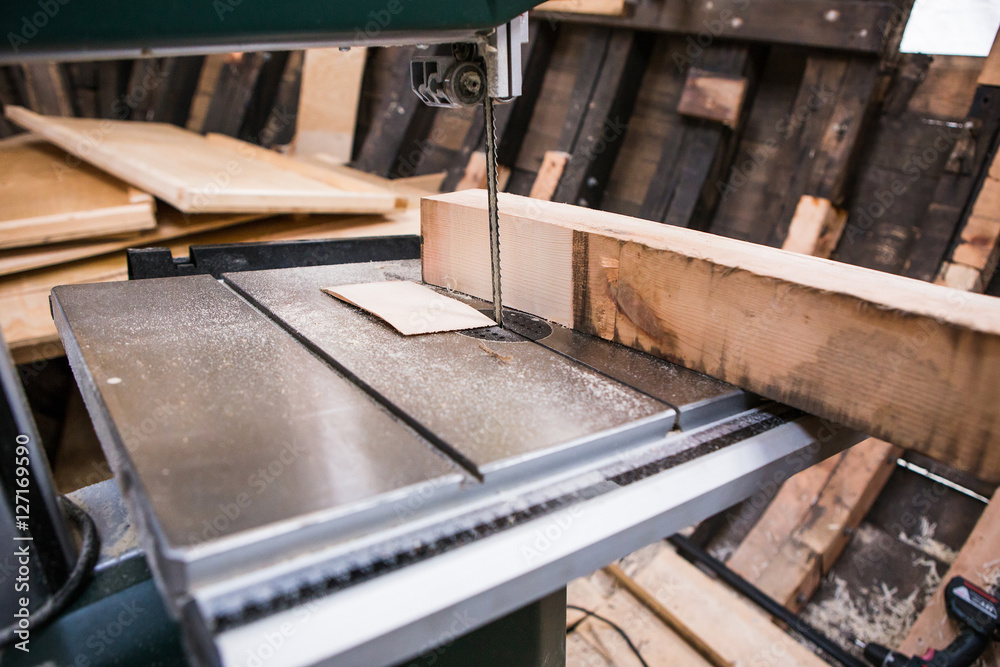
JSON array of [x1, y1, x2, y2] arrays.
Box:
[[0, 105, 427, 364], [0, 135, 156, 249], [4, 106, 397, 214]]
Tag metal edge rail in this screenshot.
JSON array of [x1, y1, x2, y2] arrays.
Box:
[[208, 414, 863, 667]]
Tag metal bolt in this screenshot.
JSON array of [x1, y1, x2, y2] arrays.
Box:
[[459, 70, 483, 97]]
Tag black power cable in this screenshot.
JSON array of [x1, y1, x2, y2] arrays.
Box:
[[668, 534, 867, 667], [0, 496, 100, 648], [567, 604, 650, 667]]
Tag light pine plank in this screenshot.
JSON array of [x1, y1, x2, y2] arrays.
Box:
[[534, 0, 626, 15], [632, 548, 827, 666], [782, 195, 848, 259], [567, 571, 714, 667], [322, 281, 495, 335], [0, 135, 156, 249], [292, 47, 367, 163], [0, 206, 262, 277], [4, 106, 396, 214], [529, 151, 571, 201], [604, 564, 733, 667], [2, 209, 419, 362], [422, 190, 1000, 482], [676, 68, 749, 128]]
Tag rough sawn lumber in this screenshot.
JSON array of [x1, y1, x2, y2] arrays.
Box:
[[421, 190, 1000, 482]]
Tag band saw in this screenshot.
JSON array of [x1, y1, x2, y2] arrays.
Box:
[[0, 2, 866, 665]]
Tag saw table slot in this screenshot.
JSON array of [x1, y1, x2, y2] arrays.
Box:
[[223, 260, 676, 482], [50, 274, 470, 588]]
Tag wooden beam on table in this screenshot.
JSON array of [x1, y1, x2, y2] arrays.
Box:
[[422, 190, 1000, 482], [533, 0, 897, 53], [899, 494, 1000, 663]]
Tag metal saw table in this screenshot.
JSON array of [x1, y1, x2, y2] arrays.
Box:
[[50, 247, 863, 667]]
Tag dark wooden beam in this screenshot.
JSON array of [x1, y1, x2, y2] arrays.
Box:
[[904, 86, 1000, 282], [534, 0, 896, 53], [255, 51, 304, 149], [238, 51, 293, 144], [764, 54, 882, 248], [96, 61, 131, 119], [19, 62, 73, 116], [638, 43, 756, 231], [552, 30, 653, 208], [202, 52, 269, 136], [353, 46, 438, 178]]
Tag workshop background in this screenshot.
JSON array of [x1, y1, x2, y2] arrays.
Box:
[[1, 0, 999, 664]]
